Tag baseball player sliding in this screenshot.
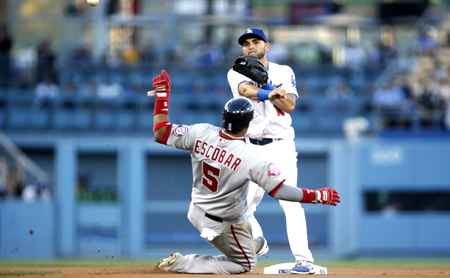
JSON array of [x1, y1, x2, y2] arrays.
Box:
[[227, 27, 321, 274], [151, 70, 340, 274]]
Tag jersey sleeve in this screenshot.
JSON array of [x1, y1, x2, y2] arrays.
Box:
[[227, 69, 256, 98], [281, 66, 298, 99], [248, 151, 286, 194], [165, 123, 205, 151]]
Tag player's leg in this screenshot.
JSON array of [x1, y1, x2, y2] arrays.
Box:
[[164, 253, 252, 274], [210, 217, 257, 273], [244, 181, 270, 257], [279, 200, 313, 262], [245, 181, 266, 238], [161, 203, 256, 274], [270, 140, 314, 263]]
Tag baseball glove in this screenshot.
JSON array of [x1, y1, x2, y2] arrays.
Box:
[[232, 55, 268, 84]]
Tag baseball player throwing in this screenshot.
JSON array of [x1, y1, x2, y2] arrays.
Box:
[[227, 27, 321, 274], [151, 70, 340, 274]]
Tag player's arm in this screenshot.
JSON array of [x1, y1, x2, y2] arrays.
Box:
[[269, 183, 340, 206], [151, 70, 172, 144], [238, 81, 289, 102], [154, 114, 169, 143], [272, 94, 295, 113], [238, 82, 295, 113], [271, 68, 298, 113]]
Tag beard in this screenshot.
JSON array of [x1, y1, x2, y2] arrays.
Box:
[[256, 49, 265, 60], [247, 49, 266, 60]]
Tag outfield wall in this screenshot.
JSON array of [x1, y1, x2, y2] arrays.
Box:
[[1, 136, 450, 259]]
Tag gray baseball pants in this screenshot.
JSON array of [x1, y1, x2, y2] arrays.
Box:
[[167, 202, 257, 274]]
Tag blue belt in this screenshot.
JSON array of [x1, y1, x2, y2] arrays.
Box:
[[249, 138, 281, 146]]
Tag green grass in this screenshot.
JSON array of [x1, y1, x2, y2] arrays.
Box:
[[319, 259, 450, 269], [0, 259, 154, 267], [258, 258, 450, 269], [0, 270, 61, 276]]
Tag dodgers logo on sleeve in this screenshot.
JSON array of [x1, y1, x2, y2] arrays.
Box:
[[267, 163, 281, 177], [173, 125, 189, 137]]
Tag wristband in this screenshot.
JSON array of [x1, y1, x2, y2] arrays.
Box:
[[257, 90, 271, 101], [262, 84, 276, 101], [301, 188, 316, 203], [153, 99, 169, 115], [262, 82, 275, 91]]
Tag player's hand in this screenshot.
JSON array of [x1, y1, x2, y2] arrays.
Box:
[[313, 188, 340, 206], [152, 70, 171, 99], [268, 87, 287, 100]]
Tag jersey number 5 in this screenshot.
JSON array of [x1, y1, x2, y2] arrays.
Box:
[[202, 162, 220, 192]]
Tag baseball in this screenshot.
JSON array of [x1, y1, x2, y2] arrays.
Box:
[[87, 0, 99, 6]]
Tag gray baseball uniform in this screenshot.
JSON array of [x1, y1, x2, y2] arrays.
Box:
[[161, 123, 286, 274]]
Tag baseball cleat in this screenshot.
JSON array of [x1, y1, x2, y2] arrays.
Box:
[[290, 260, 315, 274], [156, 253, 180, 271], [254, 236, 269, 257]]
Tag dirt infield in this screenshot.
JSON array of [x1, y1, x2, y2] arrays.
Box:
[[1, 266, 450, 277]]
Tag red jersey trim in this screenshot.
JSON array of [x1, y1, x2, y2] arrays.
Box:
[[153, 121, 170, 132], [219, 131, 244, 141], [268, 179, 286, 198], [159, 124, 172, 145]]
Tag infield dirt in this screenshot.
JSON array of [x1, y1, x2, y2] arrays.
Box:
[[1, 266, 450, 277]]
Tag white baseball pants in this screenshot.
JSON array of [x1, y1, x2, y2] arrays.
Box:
[[245, 139, 314, 263]]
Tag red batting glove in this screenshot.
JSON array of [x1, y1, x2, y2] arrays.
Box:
[[153, 69, 171, 99], [314, 188, 340, 206], [153, 70, 172, 115], [301, 187, 340, 206]]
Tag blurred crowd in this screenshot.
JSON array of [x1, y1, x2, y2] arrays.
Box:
[[0, 154, 50, 203], [372, 25, 450, 130], [0, 151, 116, 203], [1, 21, 450, 132], [0, 22, 393, 92]]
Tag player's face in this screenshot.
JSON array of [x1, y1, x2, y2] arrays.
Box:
[[242, 37, 267, 60]]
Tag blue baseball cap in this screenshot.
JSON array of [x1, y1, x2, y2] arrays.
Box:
[[238, 28, 268, 45]]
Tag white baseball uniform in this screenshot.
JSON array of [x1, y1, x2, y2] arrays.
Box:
[[227, 62, 314, 263], [160, 123, 286, 274]]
